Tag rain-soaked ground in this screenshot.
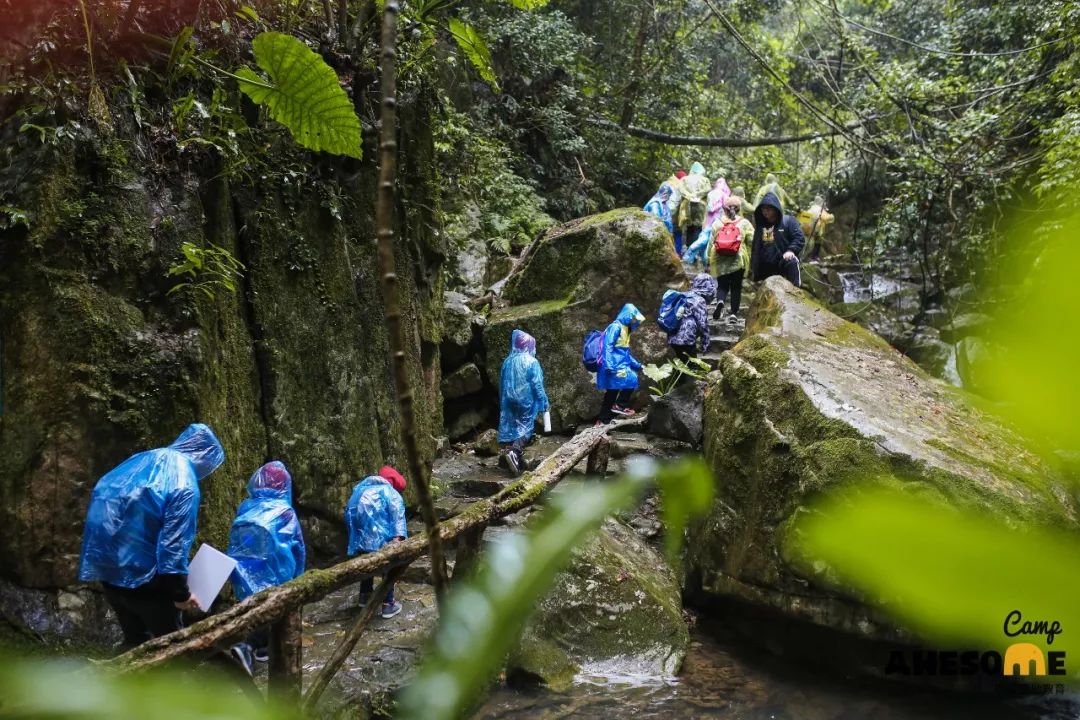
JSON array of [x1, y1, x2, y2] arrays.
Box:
[[297, 431, 1079, 719]]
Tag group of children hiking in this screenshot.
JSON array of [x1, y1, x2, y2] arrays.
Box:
[[644, 167, 835, 302], [496, 168, 836, 474], [78, 423, 410, 674]]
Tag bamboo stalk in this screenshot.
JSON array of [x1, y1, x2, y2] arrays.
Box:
[[373, 0, 450, 606]]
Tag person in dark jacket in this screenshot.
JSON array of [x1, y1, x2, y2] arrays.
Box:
[[668, 274, 715, 361], [751, 191, 805, 287], [79, 423, 225, 648]]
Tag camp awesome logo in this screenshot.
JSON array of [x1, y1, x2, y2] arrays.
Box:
[[886, 611, 1065, 677]]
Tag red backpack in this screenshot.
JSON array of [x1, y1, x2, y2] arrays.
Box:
[[712, 221, 743, 255]]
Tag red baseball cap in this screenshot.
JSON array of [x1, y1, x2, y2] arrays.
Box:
[[379, 465, 407, 493]]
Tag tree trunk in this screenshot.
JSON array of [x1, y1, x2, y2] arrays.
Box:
[[373, 0, 451, 605], [267, 608, 303, 705]]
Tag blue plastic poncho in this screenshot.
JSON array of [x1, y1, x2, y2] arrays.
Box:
[[78, 423, 225, 589], [643, 184, 674, 234], [345, 476, 407, 555], [497, 330, 550, 444], [597, 303, 645, 391], [227, 461, 306, 601]]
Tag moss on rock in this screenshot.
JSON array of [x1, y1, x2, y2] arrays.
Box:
[[507, 519, 689, 689], [687, 276, 1077, 640]]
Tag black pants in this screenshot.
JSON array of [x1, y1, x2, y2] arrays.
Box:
[[757, 257, 801, 287], [670, 344, 697, 362], [683, 225, 702, 256], [103, 581, 184, 649], [599, 389, 633, 423], [716, 269, 745, 315], [360, 575, 396, 605]]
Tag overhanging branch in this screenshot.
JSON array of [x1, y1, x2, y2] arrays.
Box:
[[591, 117, 873, 148]]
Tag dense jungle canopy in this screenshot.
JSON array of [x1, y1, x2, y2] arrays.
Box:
[[2, 0, 1079, 298]]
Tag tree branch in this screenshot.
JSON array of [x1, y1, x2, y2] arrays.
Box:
[[590, 116, 875, 148]]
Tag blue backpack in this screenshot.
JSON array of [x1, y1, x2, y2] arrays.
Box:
[[582, 330, 604, 372], [657, 290, 688, 334]]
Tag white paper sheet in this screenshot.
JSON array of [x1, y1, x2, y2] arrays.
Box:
[[186, 543, 237, 612]]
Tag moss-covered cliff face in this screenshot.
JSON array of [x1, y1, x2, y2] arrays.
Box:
[[0, 106, 444, 590]]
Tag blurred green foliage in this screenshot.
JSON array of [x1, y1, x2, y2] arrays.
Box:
[[0, 658, 292, 720]]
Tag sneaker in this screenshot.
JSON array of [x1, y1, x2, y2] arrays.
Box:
[[505, 450, 522, 478], [611, 405, 636, 417], [253, 648, 269, 663], [712, 301, 725, 320], [358, 591, 373, 608], [727, 313, 741, 325], [381, 601, 403, 619], [230, 643, 254, 677]]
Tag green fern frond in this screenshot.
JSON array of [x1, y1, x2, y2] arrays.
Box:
[[235, 32, 362, 158]]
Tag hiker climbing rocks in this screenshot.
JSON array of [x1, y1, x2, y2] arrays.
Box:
[[78, 423, 225, 648], [730, 185, 755, 216], [751, 191, 805, 287], [753, 172, 793, 211], [597, 303, 646, 423], [668, 274, 716, 361], [703, 174, 732, 232], [643, 183, 674, 235], [677, 162, 711, 256], [709, 194, 754, 321], [345, 466, 407, 619], [797, 195, 835, 261], [498, 329, 550, 478], [227, 461, 306, 669]]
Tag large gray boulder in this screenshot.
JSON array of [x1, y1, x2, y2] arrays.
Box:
[[507, 519, 689, 689], [483, 209, 685, 429], [687, 276, 1076, 643]]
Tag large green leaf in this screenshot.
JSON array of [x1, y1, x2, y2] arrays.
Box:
[[506, 0, 550, 9], [448, 19, 498, 90], [235, 32, 361, 158]]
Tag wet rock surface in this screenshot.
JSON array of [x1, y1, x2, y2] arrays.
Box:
[[645, 380, 705, 446], [506, 519, 690, 690]]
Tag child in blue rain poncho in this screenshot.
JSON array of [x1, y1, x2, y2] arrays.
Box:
[[79, 423, 225, 648], [227, 461, 306, 664], [643, 184, 674, 234], [597, 303, 646, 424], [497, 329, 550, 478], [346, 466, 408, 619]]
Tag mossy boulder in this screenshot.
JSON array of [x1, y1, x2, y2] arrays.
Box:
[[686, 276, 1076, 640], [507, 519, 689, 689], [483, 209, 684, 429]]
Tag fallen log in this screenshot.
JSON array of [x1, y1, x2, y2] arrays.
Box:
[[106, 422, 617, 673]]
